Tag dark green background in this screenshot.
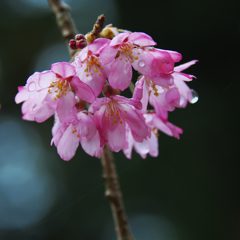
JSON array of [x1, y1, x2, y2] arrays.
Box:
[[0, 0, 239, 239]]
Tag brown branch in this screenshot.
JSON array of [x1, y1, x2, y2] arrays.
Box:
[[85, 14, 106, 44], [47, 0, 78, 56], [101, 145, 135, 240]]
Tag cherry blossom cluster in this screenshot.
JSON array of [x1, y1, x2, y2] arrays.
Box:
[[15, 27, 198, 161]]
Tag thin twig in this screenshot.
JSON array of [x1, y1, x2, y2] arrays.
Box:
[[47, 0, 78, 56], [101, 145, 135, 240]]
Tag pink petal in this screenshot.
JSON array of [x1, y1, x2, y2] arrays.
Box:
[[121, 104, 148, 139], [150, 49, 175, 74], [77, 47, 88, 62], [88, 38, 111, 55], [112, 95, 142, 110], [172, 72, 193, 82], [165, 122, 183, 139], [52, 113, 62, 140], [165, 87, 180, 107], [56, 91, 76, 123], [128, 32, 157, 46], [122, 125, 134, 159], [51, 62, 76, 79], [15, 86, 34, 104], [57, 123, 80, 161], [108, 53, 132, 91], [33, 103, 56, 123], [165, 50, 182, 62], [25, 72, 41, 92], [71, 76, 96, 102], [152, 115, 173, 136], [81, 131, 103, 158], [106, 119, 126, 152], [76, 112, 97, 139], [75, 65, 106, 97], [151, 74, 174, 88], [174, 78, 192, 108], [51, 123, 68, 147], [88, 97, 111, 113], [38, 71, 57, 89], [174, 60, 198, 72], [131, 48, 156, 77], [110, 32, 130, 46], [99, 45, 118, 65]]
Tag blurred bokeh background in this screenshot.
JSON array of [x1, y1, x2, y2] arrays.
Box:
[[0, 0, 239, 239]]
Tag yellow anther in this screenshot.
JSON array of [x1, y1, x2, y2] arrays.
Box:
[[162, 87, 165, 89], [137, 52, 140, 55], [72, 129, 77, 134], [135, 57, 138, 60], [100, 66, 103, 69], [159, 65, 162, 68], [99, 73, 102, 76], [111, 123, 114, 125], [90, 73, 93, 75], [167, 87, 170, 90], [86, 74, 89, 77], [124, 111, 127, 113], [84, 69, 87, 72], [125, 60, 128, 62], [77, 134, 80, 138], [54, 97, 57, 100], [130, 60, 133, 63], [120, 58, 123, 60], [120, 121, 123, 124]]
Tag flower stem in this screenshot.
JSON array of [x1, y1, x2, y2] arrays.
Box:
[[101, 145, 135, 240]]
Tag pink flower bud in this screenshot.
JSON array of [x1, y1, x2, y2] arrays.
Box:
[[76, 39, 87, 49], [75, 34, 86, 41], [69, 39, 77, 50]]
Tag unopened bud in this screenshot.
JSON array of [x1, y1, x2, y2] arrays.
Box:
[[76, 39, 87, 49], [102, 84, 120, 98], [69, 39, 77, 50], [75, 34, 86, 41]]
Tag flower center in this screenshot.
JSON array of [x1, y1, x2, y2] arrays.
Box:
[[104, 100, 127, 125], [83, 55, 103, 77], [118, 42, 139, 62], [48, 75, 72, 100]]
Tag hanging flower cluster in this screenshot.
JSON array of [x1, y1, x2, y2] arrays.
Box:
[[15, 25, 198, 161]]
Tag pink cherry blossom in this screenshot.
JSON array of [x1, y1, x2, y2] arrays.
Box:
[[89, 95, 149, 152], [51, 110, 103, 160], [99, 32, 157, 90], [172, 60, 198, 107], [73, 38, 111, 97], [123, 111, 183, 159], [148, 48, 182, 75], [15, 62, 95, 123]]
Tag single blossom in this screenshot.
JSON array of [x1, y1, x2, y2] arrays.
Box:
[[172, 60, 198, 107], [123, 111, 182, 159], [51, 110, 103, 160], [99, 32, 157, 90], [15, 62, 95, 123], [89, 95, 149, 152], [73, 38, 111, 97], [133, 60, 198, 114]]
